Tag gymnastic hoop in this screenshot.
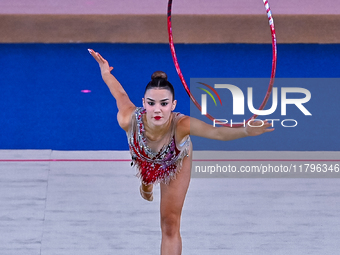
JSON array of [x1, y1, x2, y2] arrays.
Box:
[[167, 0, 277, 127]]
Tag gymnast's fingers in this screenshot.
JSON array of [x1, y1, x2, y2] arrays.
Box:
[[260, 120, 274, 132], [88, 49, 103, 63], [96, 53, 107, 63]]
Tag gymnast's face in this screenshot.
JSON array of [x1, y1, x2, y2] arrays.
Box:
[[142, 88, 177, 127]]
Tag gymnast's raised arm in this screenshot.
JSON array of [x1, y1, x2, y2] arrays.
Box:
[[88, 49, 136, 131]]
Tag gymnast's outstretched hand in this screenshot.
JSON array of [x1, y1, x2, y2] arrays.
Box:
[[88, 49, 114, 76], [245, 119, 274, 137]]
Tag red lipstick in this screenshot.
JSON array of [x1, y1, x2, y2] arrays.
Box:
[[154, 116, 161, 120]]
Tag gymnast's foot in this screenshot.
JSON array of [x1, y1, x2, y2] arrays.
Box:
[[140, 183, 153, 202]]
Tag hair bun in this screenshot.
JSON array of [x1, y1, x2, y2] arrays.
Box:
[[151, 71, 168, 81]]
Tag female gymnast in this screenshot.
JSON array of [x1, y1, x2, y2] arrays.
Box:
[[88, 49, 274, 255]]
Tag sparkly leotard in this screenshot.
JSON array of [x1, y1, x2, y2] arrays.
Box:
[[127, 107, 191, 185]]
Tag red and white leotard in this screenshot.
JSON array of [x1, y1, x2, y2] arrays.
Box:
[[127, 107, 191, 185]]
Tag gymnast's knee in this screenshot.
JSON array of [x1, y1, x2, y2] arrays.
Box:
[[161, 214, 180, 237]]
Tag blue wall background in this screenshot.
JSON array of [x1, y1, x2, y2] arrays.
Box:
[[0, 43, 339, 150]]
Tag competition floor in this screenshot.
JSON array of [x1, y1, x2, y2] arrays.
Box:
[[1, 150, 340, 255]]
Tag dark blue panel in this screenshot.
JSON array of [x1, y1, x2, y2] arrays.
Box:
[[0, 43, 339, 150]]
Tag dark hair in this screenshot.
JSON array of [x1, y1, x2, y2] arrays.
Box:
[[144, 71, 175, 100]]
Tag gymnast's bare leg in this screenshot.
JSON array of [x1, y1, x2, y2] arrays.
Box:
[[159, 148, 192, 255]]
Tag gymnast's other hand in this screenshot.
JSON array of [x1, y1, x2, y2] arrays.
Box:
[[88, 49, 114, 75], [245, 119, 274, 137]]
